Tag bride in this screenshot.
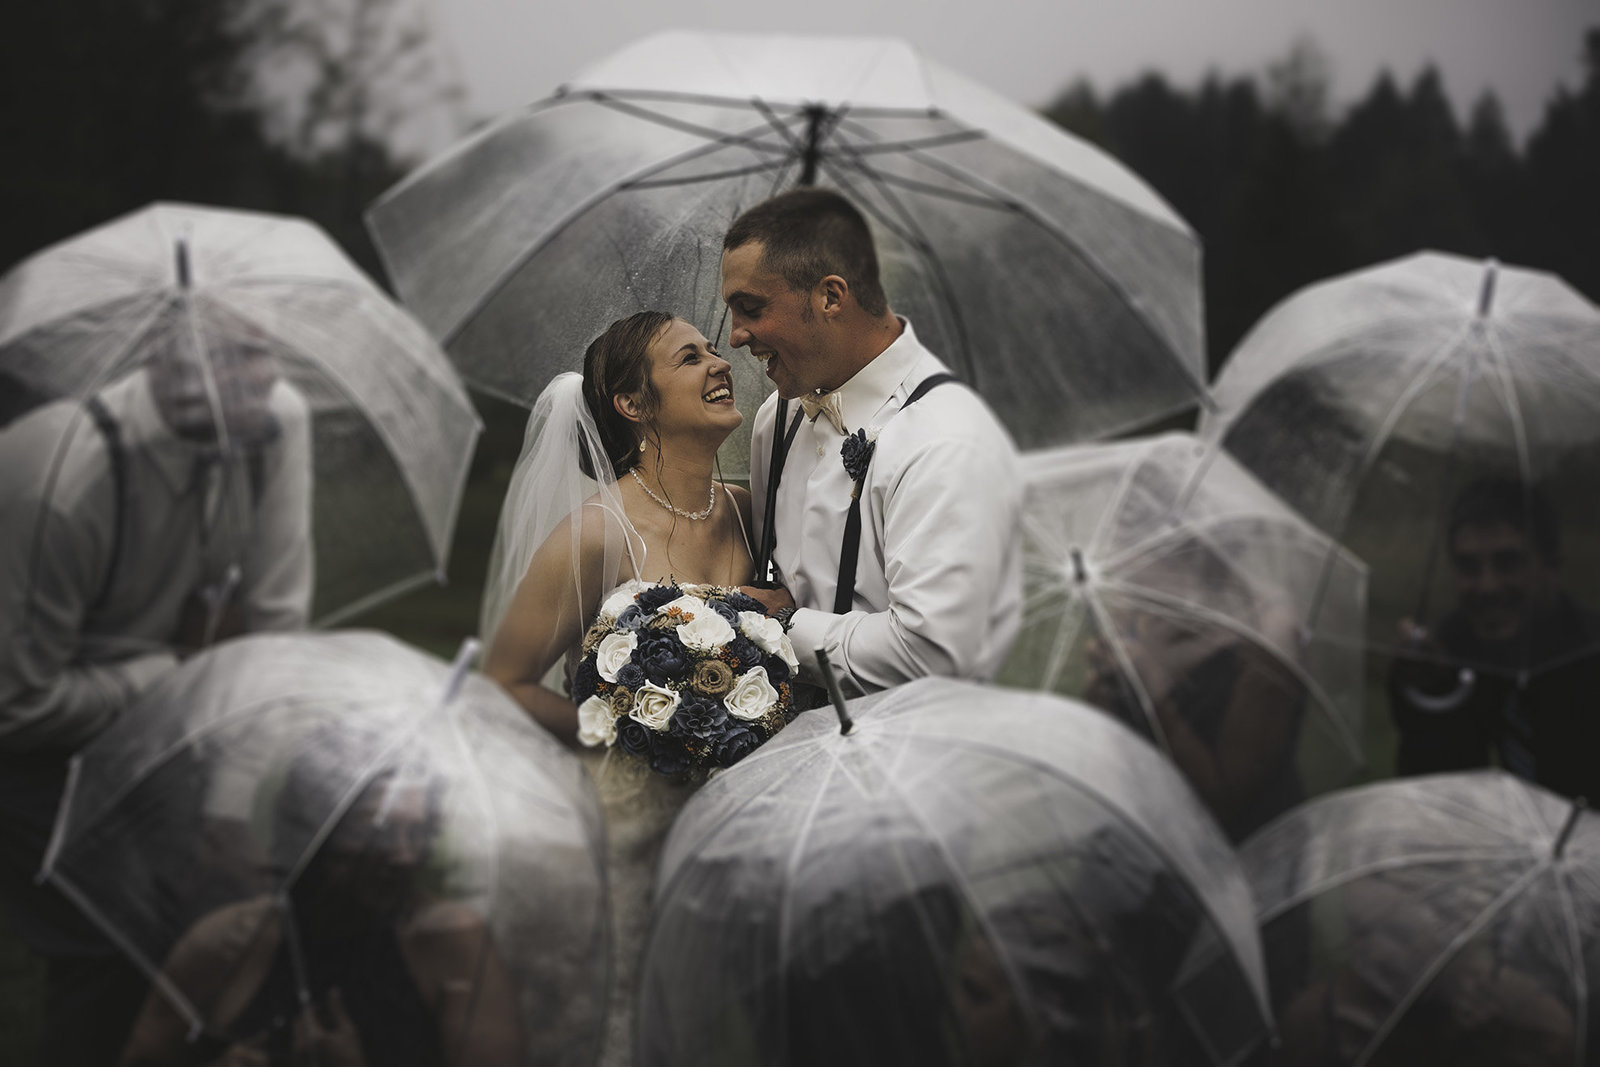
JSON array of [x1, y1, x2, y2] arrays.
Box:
[[480, 310, 760, 1066]]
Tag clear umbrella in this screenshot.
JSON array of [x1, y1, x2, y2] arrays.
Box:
[[38, 631, 607, 1067], [1199, 252, 1600, 675], [1241, 770, 1593, 1065], [0, 201, 481, 623], [994, 433, 1367, 841], [637, 676, 1272, 1066], [367, 30, 1208, 472]]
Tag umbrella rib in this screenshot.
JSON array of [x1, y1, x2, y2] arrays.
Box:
[[588, 91, 802, 156], [566, 86, 928, 119], [826, 128, 989, 156], [845, 125, 1211, 404], [438, 112, 798, 348], [1480, 325, 1536, 491], [1103, 580, 1364, 760], [774, 749, 849, 1049], [847, 737, 1040, 1029], [1082, 589, 1175, 753], [625, 158, 796, 190], [220, 301, 475, 576], [1355, 863, 1547, 1067], [1254, 846, 1538, 923], [818, 148, 978, 365], [1552, 862, 1589, 1064], [1298, 318, 1481, 632]]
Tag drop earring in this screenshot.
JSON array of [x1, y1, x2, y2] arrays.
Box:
[[639, 440, 647, 453]]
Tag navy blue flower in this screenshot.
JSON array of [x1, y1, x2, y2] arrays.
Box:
[[636, 584, 680, 612], [714, 726, 763, 768], [707, 598, 740, 626], [673, 692, 729, 741], [617, 718, 654, 758], [764, 657, 792, 686], [616, 604, 645, 631], [614, 662, 646, 691], [723, 590, 764, 614], [649, 735, 693, 777], [571, 658, 600, 702], [639, 634, 690, 684], [841, 428, 876, 482], [725, 636, 763, 671]]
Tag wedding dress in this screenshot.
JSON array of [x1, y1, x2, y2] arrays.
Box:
[[482, 374, 748, 1066]]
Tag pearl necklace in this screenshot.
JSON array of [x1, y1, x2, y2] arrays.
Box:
[[629, 468, 717, 521]]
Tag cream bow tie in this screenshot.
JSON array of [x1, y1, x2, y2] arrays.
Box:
[[798, 390, 845, 434]]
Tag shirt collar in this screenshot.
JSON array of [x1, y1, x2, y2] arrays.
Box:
[[829, 317, 927, 434]]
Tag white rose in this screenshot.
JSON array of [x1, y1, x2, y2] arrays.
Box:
[[595, 631, 638, 682], [630, 681, 681, 731], [677, 610, 735, 652], [576, 696, 617, 747], [599, 584, 639, 619], [661, 593, 710, 620], [726, 667, 779, 720], [740, 611, 800, 671]]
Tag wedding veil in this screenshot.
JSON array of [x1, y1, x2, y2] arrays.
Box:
[[479, 372, 641, 647]]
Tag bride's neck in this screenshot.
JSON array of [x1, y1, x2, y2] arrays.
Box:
[[633, 442, 718, 501]]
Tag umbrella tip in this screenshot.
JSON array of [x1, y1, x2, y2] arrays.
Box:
[[1476, 258, 1499, 319], [815, 651, 854, 735], [442, 637, 482, 707], [1554, 795, 1587, 859], [1070, 548, 1088, 585], [175, 238, 192, 290]]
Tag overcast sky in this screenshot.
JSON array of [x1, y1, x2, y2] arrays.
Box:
[[421, 0, 1592, 147]]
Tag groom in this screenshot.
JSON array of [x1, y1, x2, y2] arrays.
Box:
[[726, 189, 1023, 697]]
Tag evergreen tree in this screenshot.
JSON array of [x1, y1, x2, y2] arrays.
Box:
[[1525, 29, 1600, 301]]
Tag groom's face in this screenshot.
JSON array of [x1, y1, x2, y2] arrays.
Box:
[[721, 240, 827, 399]]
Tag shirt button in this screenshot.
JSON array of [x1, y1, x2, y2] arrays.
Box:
[[816, 445, 825, 456]]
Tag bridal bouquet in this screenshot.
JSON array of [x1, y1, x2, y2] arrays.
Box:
[[571, 582, 801, 775]]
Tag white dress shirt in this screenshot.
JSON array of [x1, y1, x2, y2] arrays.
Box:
[[750, 319, 1023, 696], [0, 370, 313, 751]]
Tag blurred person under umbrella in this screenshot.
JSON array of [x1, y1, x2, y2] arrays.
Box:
[[1199, 252, 1600, 785], [1242, 770, 1591, 1066], [638, 676, 1272, 1066], [367, 30, 1208, 473], [1386, 476, 1600, 801], [995, 433, 1367, 841], [41, 631, 608, 1067], [0, 201, 479, 1064]]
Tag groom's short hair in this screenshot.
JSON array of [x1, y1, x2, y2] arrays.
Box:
[[724, 189, 890, 318]]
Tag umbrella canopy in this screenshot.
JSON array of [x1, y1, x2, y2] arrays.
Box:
[[39, 631, 607, 1067], [1242, 770, 1593, 1065], [637, 677, 1272, 1066], [994, 433, 1367, 840], [0, 201, 481, 622], [1199, 251, 1600, 673], [367, 30, 1207, 472]]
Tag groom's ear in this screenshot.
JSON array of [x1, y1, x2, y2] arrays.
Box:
[[614, 392, 644, 424], [817, 275, 848, 319]]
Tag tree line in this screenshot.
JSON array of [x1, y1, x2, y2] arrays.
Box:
[[1044, 32, 1600, 370]]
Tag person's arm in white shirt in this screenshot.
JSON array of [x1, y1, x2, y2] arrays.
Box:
[[785, 414, 1023, 694]]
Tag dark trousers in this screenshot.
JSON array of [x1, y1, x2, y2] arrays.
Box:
[[0, 752, 147, 1065]]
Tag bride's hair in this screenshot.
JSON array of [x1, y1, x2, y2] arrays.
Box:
[[581, 310, 674, 479]]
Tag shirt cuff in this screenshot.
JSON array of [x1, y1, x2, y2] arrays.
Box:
[[784, 607, 830, 685]]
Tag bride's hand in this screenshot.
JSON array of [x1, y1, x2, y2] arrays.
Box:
[[739, 584, 795, 615]]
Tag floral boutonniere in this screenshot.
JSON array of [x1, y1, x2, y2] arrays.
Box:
[[840, 426, 880, 498]]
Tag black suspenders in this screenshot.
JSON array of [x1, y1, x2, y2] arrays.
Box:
[[759, 372, 960, 610]]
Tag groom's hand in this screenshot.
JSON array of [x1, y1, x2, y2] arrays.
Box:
[[739, 585, 796, 615]]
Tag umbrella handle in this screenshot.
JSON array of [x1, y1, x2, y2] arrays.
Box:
[[814, 651, 853, 735], [442, 638, 482, 706]]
